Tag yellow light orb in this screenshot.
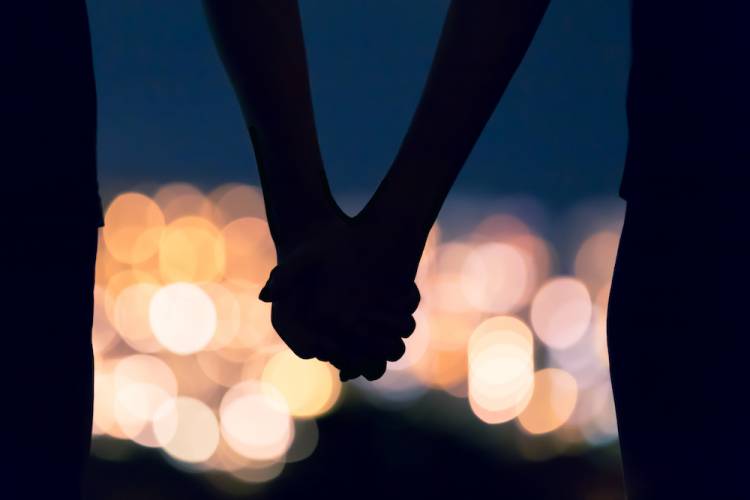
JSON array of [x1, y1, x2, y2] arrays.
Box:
[[158, 216, 226, 283], [222, 217, 276, 283], [210, 183, 267, 225], [103, 192, 165, 264], [220, 381, 294, 461], [531, 277, 593, 349], [224, 280, 275, 350], [155, 183, 215, 222], [261, 350, 341, 419], [153, 396, 220, 463], [412, 346, 468, 392], [149, 283, 217, 355], [95, 239, 127, 287], [518, 368, 579, 434]]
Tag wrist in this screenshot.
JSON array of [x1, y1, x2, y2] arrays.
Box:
[[273, 197, 349, 262], [352, 209, 427, 280]]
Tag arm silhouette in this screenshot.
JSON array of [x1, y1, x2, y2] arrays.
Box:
[[205, 0, 550, 381], [203, 0, 344, 258], [360, 0, 551, 275], [204, 1, 417, 379]]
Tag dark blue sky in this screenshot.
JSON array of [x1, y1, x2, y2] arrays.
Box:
[[88, 0, 630, 208]]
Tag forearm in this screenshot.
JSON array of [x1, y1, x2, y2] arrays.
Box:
[[203, 0, 338, 254], [361, 0, 550, 257]]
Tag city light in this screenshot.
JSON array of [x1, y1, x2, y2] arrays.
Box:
[[89, 182, 621, 487]]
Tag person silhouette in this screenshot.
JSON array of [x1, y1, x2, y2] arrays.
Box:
[[207, 1, 748, 498], [5, 2, 101, 498]]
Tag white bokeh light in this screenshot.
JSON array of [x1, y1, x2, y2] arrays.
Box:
[[150, 283, 217, 355]]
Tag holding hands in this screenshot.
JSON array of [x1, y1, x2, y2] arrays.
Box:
[[259, 210, 421, 381], [205, 0, 550, 380]]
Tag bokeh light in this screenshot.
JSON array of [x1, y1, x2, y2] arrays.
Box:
[[113, 355, 178, 446], [219, 381, 294, 461], [114, 283, 162, 353], [575, 231, 620, 293], [150, 283, 217, 355], [154, 183, 215, 223], [154, 396, 220, 463], [222, 217, 275, 283], [159, 216, 226, 283], [88, 182, 623, 492], [103, 192, 165, 264], [261, 350, 341, 419], [461, 242, 530, 313], [93, 285, 119, 354], [518, 368, 578, 434], [531, 277, 593, 349], [468, 316, 535, 424]]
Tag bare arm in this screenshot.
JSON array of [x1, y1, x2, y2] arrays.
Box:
[[360, 0, 551, 273], [203, 0, 343, 258]]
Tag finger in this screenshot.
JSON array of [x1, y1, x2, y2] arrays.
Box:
[[333, 326, 398, 380], [369, 282, 421, 316], [385, 338, 406, 362], [270, 301, 319, 360], [329, 329, 375, 381], [362, 359, 387, 381], [355, 323, 407, 362], [401, 283, 421, 314], [339, 368, 360, 382], [363, 312, 416, 340], [331, 351, 362, 382]]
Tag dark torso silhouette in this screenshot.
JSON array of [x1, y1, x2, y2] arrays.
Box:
[[608, 2, 748, 498], [622, 1, 749, 200], [5, 1, 102, 225], [4, 3, 100, 498]]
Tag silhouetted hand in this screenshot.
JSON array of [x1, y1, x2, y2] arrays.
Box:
[[259, 216, 421, 381]]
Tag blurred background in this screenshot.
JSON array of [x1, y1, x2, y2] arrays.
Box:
[[84, 1, 630, 498]]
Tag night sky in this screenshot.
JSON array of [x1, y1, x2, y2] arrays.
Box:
[[87, 0, 631, 209]]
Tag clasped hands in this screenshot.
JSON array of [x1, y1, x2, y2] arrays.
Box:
[[259, 209, 421, 382]]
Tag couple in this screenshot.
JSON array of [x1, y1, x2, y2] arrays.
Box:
[[5, 1, 748, 499]]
